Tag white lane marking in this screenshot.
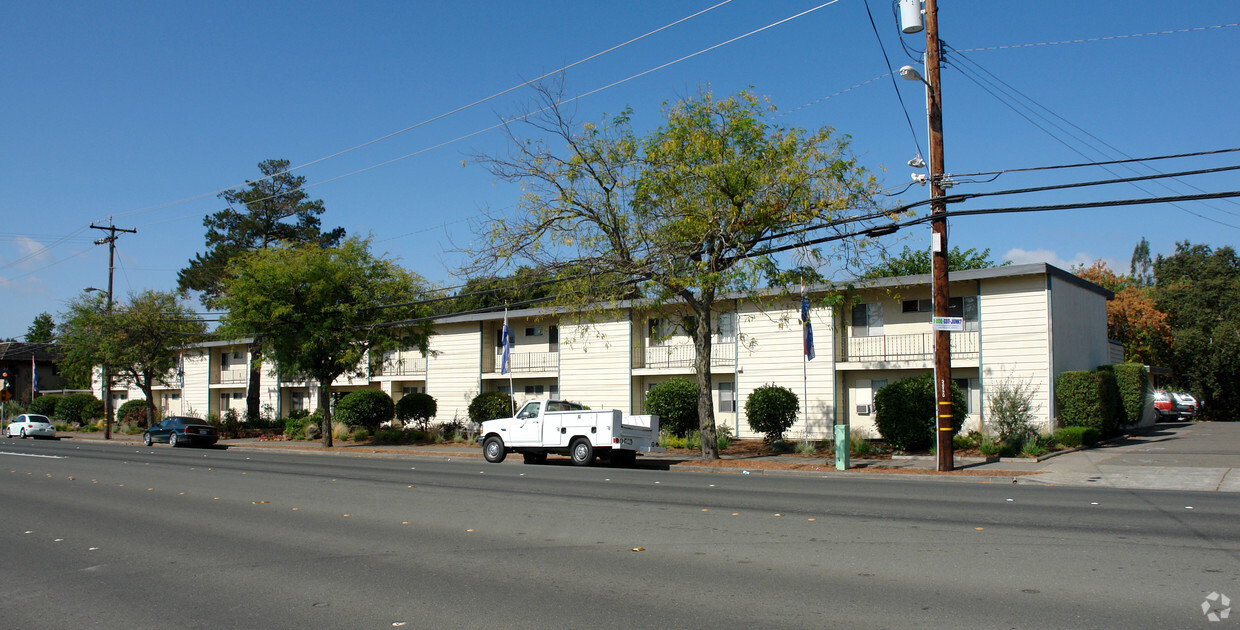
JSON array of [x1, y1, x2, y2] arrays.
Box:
[[0, 451, 66, 459]]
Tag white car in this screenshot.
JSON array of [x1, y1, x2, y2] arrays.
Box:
[[5, 414, 56, 439]]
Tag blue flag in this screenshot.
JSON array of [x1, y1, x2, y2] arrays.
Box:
[[801, 290, 815, 361], [500, 316, 511, 375]]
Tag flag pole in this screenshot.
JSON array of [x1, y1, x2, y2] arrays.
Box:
[[801, 279, 809, 444], [503, 308, 515, 415]]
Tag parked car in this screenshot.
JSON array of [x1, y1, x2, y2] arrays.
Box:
[[4, 414, 56, 439], [1153, 390, 1180, 421], [1172, 392, 1198, 418], [143, 416, 219, 448]]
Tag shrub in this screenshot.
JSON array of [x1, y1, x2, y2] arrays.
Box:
[[352, 428, 371, 442], [1057, 370, 1121, 436], [55, 393, 103, 425], [873, 375, 966, 452], [334, 389, 395, 432], [221, 408, 241, 437], [987, 377, 1039, 448], [1055, 426, 1100, 448], [468, 391, 514, 423], [395, 392, 438, 431], [745, 384, 800, 442], [284, 415, 311, 440], [1110, 363, 1148, 427], [644, 377, 699, 437], [977, 433, 1000, 457], [952, 433, 976, 450], [117, 399, 157, 428], [715, 424, 734, 451], [28, 395, 60, 417]]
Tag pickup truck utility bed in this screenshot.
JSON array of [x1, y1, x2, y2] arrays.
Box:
[[478, 399, 663, 466]]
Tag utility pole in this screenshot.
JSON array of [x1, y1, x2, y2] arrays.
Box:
[[91, 220, 137, 440], [923, 0, 953, 472]]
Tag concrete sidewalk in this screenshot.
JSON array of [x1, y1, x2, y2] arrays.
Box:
[[58, 421, 1240, 492]]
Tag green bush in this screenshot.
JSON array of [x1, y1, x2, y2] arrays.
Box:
[[1055, 426, 1100, 448], [1056, 370, 1121, 436], [987, 377, 1038, 448], [55, 393, 103, 425], [28, 395, 60, 417], [1110, 363, 1148, 427], [284, 415, 311, 440], [395, 392, 438, 431], [715, 424, 734, 451], [468, 391, 514, 423], [352, 428, 371, 442], [873, 375, 966, 452], [644, 377, 699, 437], [744, 383, 800, 442], [334, 389, 395, 432], [117, 399, 158, 427]]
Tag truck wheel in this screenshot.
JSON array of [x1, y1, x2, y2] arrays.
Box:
[[570, 439, 594, 466], [522, 452, 546, 465], [483, 436, 507, 463]]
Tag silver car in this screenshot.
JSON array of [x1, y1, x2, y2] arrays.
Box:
[[5, 414, 56, 439]]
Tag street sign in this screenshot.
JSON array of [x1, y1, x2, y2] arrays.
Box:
[[932, 316, 964, 332], [0, 390, 10, 402]]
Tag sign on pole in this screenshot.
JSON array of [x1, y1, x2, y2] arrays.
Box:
[[932, 316, 964, 332]]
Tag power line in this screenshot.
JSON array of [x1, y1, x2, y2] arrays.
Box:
[[863, 0, 924, 165], [953, 23, 1238, 53]]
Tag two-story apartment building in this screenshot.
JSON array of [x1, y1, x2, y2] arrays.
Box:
[[100, 263, 1116, 439]]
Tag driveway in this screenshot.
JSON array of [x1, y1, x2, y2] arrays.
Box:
[[1019, 421, 1240, 492]]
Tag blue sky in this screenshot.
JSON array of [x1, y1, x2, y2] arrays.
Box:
[[2, 0, 1237, 338]]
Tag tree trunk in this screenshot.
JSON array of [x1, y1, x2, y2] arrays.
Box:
[[138, 373, 158, 429], [691, 305, 719, 461], [246, 341, 261, 422], [319, 378, 333, 447]]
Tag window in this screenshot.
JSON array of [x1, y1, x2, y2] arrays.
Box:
[[525, 326, 544, 337], [524, 384, 545, 395], [232, 350, 243, 360], [495, 329, 513, 348], [220, 353, 229, 368], [496, 385, 511, 394], [291, 393, 306, 412], [850, 303, 884, 337], [647, 318, 661, 339], [549, 325, 559, 344], [516, 402, 540, 419], [717, 312, 737, 339], [401, 386, 421, 396], [902, 299, 932, 313], [948, 296, 979, 330], [718, 381, 736, 413], [952, 378, 976, 414], [232, 392, 244, 400], [549, 384, 559, 397]]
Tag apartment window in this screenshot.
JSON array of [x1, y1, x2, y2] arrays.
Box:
[[220, 394, 231, 410], [716, 312, 737, 340], [496, 385, 511, 394], [525, 326, 544, 338], [850, 303, 884, 337], [647, 318, 661, 339], [232, 350, 243, 360], [953, 378, 971, 414], [291, 393, 306, 412], [549, 384, 559, 397], [524, 384, 545, 395], [220, 353, 229, 368], [401, 386, 421, 396], [902, 299, 932, 313], [718, 381, 736, 413], [948, 296, 980, 330], [549, 325, 559, 344]]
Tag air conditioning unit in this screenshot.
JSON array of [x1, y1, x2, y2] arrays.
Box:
[[855, 404, 873, 415]]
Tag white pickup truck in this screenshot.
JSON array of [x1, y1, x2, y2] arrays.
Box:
[[478, 399, 663, 466]]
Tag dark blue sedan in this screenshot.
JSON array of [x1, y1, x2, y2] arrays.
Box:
[[143, 416, 220, 448]]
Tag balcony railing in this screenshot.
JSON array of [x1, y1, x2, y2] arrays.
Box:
[[635, 343, 737, 370], [371, 357, 427, 377], [839, 331, 978, 362], [217, 370, 249, 385], [492, 351, 560, 374]]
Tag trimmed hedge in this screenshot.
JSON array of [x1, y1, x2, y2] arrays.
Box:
[[28, 395, 60, 417], [55, 393, 103, 425], [874, 375, 966, 452], [1110, 363, 1148, 427], [645, 377, 699, 437], [1055, 426, 1100, 448], [745, 384, 799, 442], [468, 391, 514, 423], [1056, 370, 1121, 436], [334, 389, 395, 432], [395, 392, 438, 430]]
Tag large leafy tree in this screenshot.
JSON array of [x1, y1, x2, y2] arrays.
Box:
[[178, 158, 346, 421], [58, 290, 205, 427], [215, 238, 434, 447], [863, 245, 1005, 278], [26, 312, 55, 343], [1074, 260, 1170, 365], [469, 86, 883, 460], [1153, 242, 1240, 418]]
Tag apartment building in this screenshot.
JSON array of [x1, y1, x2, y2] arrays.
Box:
[[99, 263, 1116, 439]]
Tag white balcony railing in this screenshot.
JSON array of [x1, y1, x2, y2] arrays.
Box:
[[840, 331, 978, 362], [371, 357, 427, 377], [636, 343, 737, 370], [492, 351, 560, 374]]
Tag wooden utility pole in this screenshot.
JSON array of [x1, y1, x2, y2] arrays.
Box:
[[90, 220, 136, 440], [923, 0, 953, 471]]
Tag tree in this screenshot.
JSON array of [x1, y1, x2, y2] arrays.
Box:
[[216, 238, 434, 447], [644, 377, 699, 437], [58, 290, 205, 427], [1153, 242, 1240, 418], [468, 391, 514, 423], [863, 245, 1005, 278], [744, 384, 800, 442], [469, 86, 883, 460], [395, 392, 438, 431], [335, 389, 395, 433], [1130, 237, 1154, 287], [1074, 260, 1170, 364], [178, 158, 346, 422], [26, 312, 55, 343]]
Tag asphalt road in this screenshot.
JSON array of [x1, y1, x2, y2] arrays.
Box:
[[1, 437, 1237, 629]]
